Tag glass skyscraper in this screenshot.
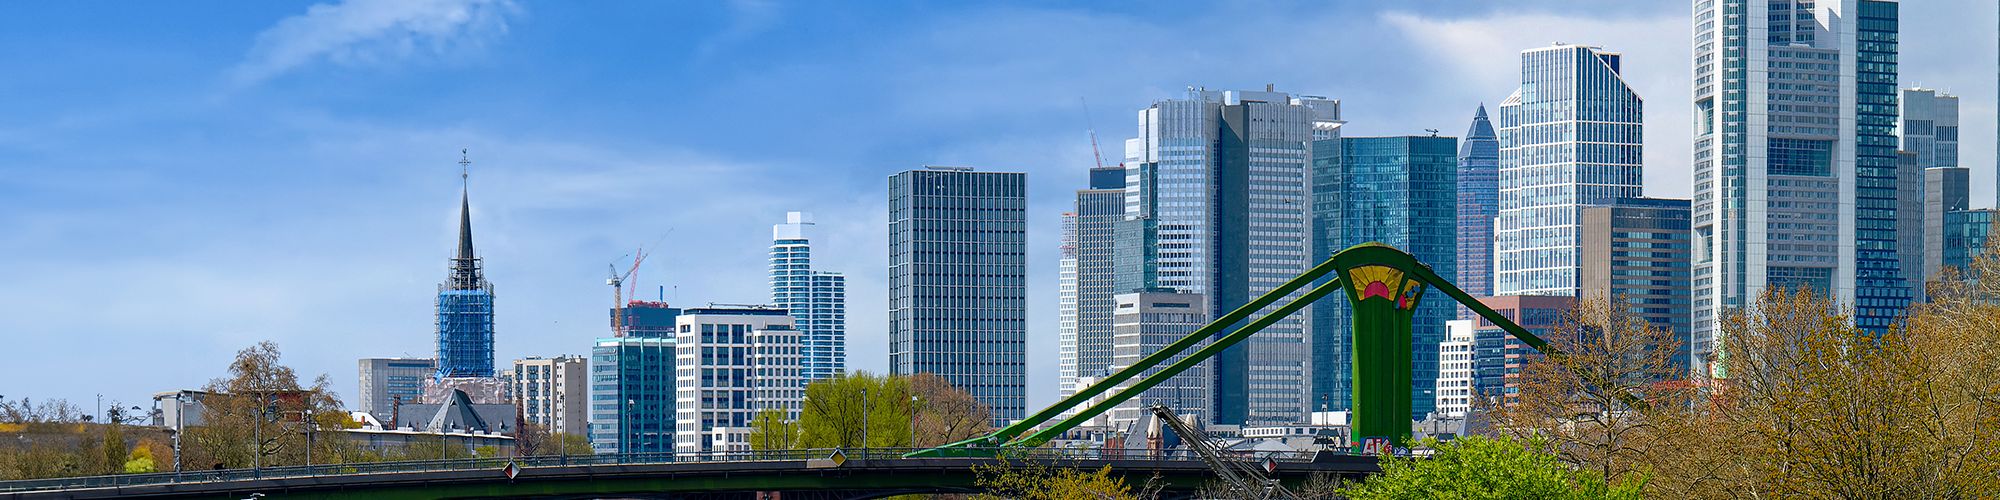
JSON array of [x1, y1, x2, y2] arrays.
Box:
[[1455, 104, 1499, 319], [1692, 0, 1910, 375], [591, 302, 681, 453], [1311, 135, 1458, 420], [437, 170, 496, 380], [1494, 43, 1644, 298], [1058, 165, 1125, 401], [590, 336, 676, 453], [1581, 198, 1693, 373], [1123, 87, 1339, 425], [1901, 88, 1963, 285], [1944, 209, 1995, 272], [888, 167, 1028, 425], [771, 211, 846, 382]]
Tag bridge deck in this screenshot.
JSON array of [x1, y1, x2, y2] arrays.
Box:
[[2, 449, 1380, 499]]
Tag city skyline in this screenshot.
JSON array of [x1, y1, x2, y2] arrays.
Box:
[[4, 0, 1998, 412]]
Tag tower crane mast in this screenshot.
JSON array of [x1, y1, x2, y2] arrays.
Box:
[[607, 248, 648, 336]]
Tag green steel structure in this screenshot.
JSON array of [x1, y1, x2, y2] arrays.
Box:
[[910, 243, 1568, 457]]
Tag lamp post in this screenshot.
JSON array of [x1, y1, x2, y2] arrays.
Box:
[[303, 407, 313, 470], [860, 387, 870, 453], [169, 392, 187, 474], [557, 393, 568, 464], [909, 395, 921, 448]]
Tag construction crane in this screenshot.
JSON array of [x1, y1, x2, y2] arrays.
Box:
[[606, 248, 648, 336], [1082, 97, 1106, 169], [1149, 405, 1297, 500]]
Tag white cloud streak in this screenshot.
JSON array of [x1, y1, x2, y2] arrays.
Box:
[[232, 0, 521, 86]]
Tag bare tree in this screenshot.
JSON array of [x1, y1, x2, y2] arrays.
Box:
[[1492, 296, 1690, 486]]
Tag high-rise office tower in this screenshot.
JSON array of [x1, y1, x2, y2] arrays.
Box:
[[1926, 167, 1972, 279], [589, 335, 675, 454], [614, 301, 682, 338], [1058, 166, 1126, 401], [1945, 209, 1996, 271], [771, 211, 846, 381], [1311, 135, 1458, 419], [1494, 43, 1645, 298], [1581, 198, 1693, 372], [673, 307, 802, 453], [357, 358, 435, 422], [507, 355, 588, 437], [888, 167, 1028, 425], [1106, 290, 1211, 429], [1902, 88, 1964, 288], [1692, 0, 1910, 374], [1897, 152, 1926, 302], [591, 302, 681, 453], [437, 156, 496, 380], [1456, 105, 1500, 320], [1899, 88, 1960, 171], [1123, 87, 1340, 425]]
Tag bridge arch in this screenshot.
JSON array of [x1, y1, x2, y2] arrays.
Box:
[[912, 242, 1569, 457]]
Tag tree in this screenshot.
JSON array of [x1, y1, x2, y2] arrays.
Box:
[[1491, 296, 1691, 486], [514, 422, 593, 456], [747, 409, 800, 450], [974, 463, 1138, 500], [183, 341, 352, 469], [795, 372, 993, 450], [1617, 283, 2000, 498], [1338, 435, 1642, 500], [909, 372, 993, 447], [123, 446, 157, 474], [798, 372, 912, 448]]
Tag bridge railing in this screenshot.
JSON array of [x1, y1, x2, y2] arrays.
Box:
[[0, 447, 1324, 494]]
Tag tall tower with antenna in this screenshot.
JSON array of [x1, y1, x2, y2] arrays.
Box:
[[436, 149, 497, 380]]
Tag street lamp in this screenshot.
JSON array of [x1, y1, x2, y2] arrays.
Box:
[[556, 393, 568, 464], [909, 395, 921, 448], [860, 387, 870, 453]]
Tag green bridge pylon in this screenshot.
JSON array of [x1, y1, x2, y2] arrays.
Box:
[[907, 242, 1577, 458]]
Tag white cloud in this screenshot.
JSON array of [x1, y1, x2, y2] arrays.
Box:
[[1382, 10, 1693, 198], [232, 0, 521, 86]]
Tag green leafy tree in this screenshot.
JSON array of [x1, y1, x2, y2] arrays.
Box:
[[747, 409, 801, 450], [1339, 435, 1642, 500], [974, 463, 1137, 500], [799, 372, 912, 448], [122, 446, 157, 474]]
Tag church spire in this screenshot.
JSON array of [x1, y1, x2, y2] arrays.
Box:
[[448, 149, 486, 290], [457, 149, 475, 262]]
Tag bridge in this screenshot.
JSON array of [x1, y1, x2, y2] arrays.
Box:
[[0, 449, 1379, 499], [4, 244, 1573, 498]]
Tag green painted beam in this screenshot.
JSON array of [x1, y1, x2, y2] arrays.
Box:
[[908, 253, 1353, 457], [906, 242, 1636, 459], [1004, 277, 1347, 448]]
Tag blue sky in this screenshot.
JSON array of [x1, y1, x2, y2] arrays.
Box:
[[3, 0, 1995, 413]]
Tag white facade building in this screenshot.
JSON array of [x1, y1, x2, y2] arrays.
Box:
[[673, 307, 803, 453], [507, 355, 588, 437], [1434, 320, 1477, 418], [1107, 291, 1212, 430]]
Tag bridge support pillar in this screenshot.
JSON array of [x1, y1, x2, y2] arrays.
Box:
[[1339, 264, 1426, 453]]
